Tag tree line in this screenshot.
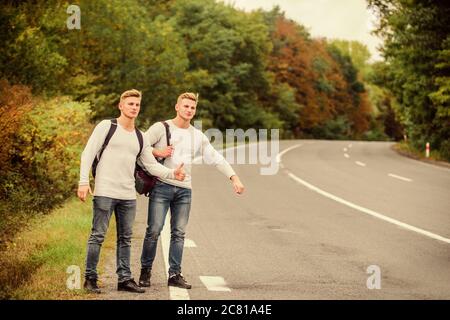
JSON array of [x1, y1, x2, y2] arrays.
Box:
[[368, 0, 450, 160], [1, 0, 381, 137], [2, 0, 448, 242]]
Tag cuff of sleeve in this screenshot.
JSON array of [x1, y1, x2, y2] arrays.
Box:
[[169, 170, 175, 180], [225, 168, 236, 179], [78, 181, 89, 186], [217, 163, 236, 180]]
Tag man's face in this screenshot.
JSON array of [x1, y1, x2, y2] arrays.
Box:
[[119, 96, 141, 119], [176, 98, 197, 121]]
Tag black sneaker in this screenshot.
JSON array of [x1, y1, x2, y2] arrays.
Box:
[[84, 278, 101, 294], [139, 268, 151, 287], [168, 273, 192, 289], [118, 279, 145, 293]]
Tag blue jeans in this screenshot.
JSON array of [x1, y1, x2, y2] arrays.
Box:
[[141, 181, 192, 275], [85, 196, 136, 283]]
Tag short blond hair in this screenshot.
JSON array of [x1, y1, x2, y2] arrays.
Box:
[[177, 92, 198, 105], [120, 89, 141, 102]]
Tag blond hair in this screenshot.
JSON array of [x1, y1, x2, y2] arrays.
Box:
[[176, 92, 199, 105], [120, 89, 142, 102]]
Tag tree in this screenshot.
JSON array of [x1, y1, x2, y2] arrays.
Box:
[[268, 13, 371, 138], [368, 0, 450, 159], [329, 40, 372, 79]]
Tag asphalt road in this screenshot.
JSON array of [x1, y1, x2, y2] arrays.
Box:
[[102, 140, 450, 300]]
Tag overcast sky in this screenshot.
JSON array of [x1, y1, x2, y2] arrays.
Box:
[[223, 0, 383, 61]]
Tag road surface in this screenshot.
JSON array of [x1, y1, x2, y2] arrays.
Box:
[[101, 140, 450, 300]]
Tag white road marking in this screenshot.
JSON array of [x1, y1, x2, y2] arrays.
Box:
[[199, 276, 231, 292], [344, 153, 350, 158], [343, 148, 348, 152], [286, 171, 450, 244], [276, 144, 303, 163], [355, 161, 366, 167], [272, 228, 302, 235], [278, 144, 450, 245], [161, 214, 190, 300], [388, 173, 412, 182], [348, 144, 353, 148], [184, 239, 197, 248]]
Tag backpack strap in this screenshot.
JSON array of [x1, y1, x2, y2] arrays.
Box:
[[161, 121, 171, 146], [99, 119, 118, 159], [135, 122, 169, 166], [135, 128, 144, 159], [92, 119, 117, 178]]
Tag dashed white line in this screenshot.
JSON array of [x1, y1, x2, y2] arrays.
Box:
[[388, 173, 412, 182], [355, 161, 366, 167], [161, 214, 190, 300], [199, 276, 231, 292], [278, 144, 450, 245], [272, 228, 302, 235], [344, 153, 350, 158], [343, 148, 348, 152], [348, 143, 353, 148]]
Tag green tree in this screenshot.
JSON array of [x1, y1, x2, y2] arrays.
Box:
[[329, 40, 372, 79], [0, 1, 69, 94], [169, 0, 285, 131], [368, 0, 450, 159]]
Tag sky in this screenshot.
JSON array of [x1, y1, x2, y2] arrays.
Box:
[[223, 0, 383, 61]]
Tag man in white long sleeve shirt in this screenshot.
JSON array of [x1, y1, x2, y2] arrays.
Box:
[[77, 89, 186, 294], [139, 92, 245, 289]]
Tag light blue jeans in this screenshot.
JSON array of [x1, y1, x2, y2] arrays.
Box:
[[85, 196, 136, 282], [140, 180, 192, 275]]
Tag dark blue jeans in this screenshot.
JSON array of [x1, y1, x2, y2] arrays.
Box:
[[140, 181, 192, 275], [85, 196, 136, 283]]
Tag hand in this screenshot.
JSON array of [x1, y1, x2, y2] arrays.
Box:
[[174, 163, 186, 181], [230, 175, 244, 195], [77, 184, 93, 202], [155, 145, 174, 158]]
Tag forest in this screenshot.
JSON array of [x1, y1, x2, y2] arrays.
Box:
[[0, 0, 448, 242]]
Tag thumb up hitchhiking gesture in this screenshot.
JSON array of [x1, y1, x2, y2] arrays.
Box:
[[77, 184, 93, 202], [174, 162, 186, 181]]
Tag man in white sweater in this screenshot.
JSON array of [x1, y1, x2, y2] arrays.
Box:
[[77, 89, 186, 294], [139, 92, 245, 289]]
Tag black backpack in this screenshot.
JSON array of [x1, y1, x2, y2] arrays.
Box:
[[91, 119, 170, 197], [135, 122, 171, 196]]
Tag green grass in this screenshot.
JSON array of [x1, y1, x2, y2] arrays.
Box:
[[394, 141, 449, 164], [0, 196, 116, 299]]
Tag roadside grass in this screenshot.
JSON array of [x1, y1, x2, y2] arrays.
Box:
[[0, 196, 116, 299], [393, 141, 450, 167]]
